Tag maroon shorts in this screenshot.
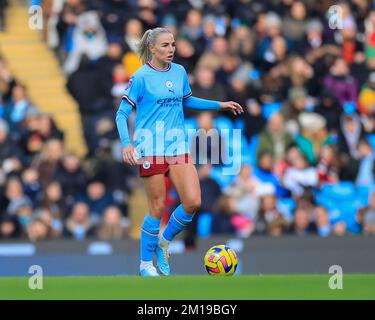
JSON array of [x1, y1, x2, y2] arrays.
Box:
[[138, 153, 193, 177]]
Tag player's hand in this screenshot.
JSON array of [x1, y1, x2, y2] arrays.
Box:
[[219, 101, 244, 116], [122, 145, 139, 166]]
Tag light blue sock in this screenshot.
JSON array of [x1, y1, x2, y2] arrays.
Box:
[[162, 204, 194, 241], [141, 215, 161, 262]]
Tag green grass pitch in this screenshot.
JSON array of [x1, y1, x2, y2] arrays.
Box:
[[0, 275, 374, 300]]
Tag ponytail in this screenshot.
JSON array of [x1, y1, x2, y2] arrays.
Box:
[[137, 27, 172, 64]]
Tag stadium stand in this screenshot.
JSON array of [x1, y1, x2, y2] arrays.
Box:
[[1, 0, 375, 249]]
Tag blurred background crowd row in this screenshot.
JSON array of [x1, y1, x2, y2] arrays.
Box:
[[1, 0, 375, 247]]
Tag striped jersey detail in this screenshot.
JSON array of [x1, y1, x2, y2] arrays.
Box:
[[183, 92, 192, 99], [122, 95, 136, 108]]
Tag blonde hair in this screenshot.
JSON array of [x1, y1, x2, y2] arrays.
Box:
[[137, 27, 173, 64]]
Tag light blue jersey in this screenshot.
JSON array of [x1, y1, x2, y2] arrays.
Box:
[[116, 62, 220, 157]]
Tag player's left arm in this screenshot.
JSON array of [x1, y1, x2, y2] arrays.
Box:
[[183, 96, 244, 115], [181, 66, 243, 115]]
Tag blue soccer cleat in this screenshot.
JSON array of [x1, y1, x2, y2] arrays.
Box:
[[156, 237, 170, 276], [139, 263, 160, 277]]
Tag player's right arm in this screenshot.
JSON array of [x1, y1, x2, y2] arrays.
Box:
[[115, 74, 143, 165]]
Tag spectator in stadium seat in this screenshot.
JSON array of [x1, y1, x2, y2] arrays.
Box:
[[284, 55, 315, 95], [296, 112, 331, 165], [111, 63, 129, 102], [190, 14, 213, 52], [97, 0, 133, 38], [173, 37, 199, 75], [228, 25, 256, 62], [225, 165, 273, 221], [27, 217, 52, 242], [281, 1, 308, 45], [282, 87, 312, 129], [211, 194, 253, 237], [137, 0, 159, 30], [314, 206, 331, 237], [202, 0, 228, 18], [257, 112, 294, 163], [215, 53, 240, 89], [63, 11, 108, 75], [283, 152, 318, 197], [15, 204, 33, 234], [314, 89, 342, 135], [191, 66, 226, 102], [340, 139, 375, 186], [316, 145, 339, 186], [338, 112, 365, 159], [97, 40, 124, 89], [3, 84, 37, 131], [179, 9, 203, 43], [56, 0, 87, 59], [323, 57, 358, 107], [31, 139, 64, 188], [254, 151, 288, 198], [240, 99, 266, 143], [63, 202, 96, 239], [255, 193, 289, 236], [197, 36, 229, 71], [75, 176, 115, 223], [292, 206, 317, 236], [3, 177, 32, 216], [38, 180, 68, 220], [21, 167, 41, 207], [34, 207, 63, 239], [36, 113, 64, 142], [295, 19, 324, 56], [54, 152, 87, 207], [96, 206, 129, 240], [225, 63, 255, 120], [0, 214, 22, 239]]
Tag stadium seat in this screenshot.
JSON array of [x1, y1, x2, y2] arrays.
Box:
[[214, 116, 234, 132], [367, 133, 375, 153], [319, 182, 356, 200], [276, 198, 296, 222], [209, 165, 236, 189], [197, 212, 213, 238], [262, 102, 282, 120]]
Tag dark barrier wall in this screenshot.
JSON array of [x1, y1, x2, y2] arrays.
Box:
[[0, 236, 374, 277]]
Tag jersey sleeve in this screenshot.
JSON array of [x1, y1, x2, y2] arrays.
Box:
[[182, 67, 192, 99], [121, 74, 143, 108]]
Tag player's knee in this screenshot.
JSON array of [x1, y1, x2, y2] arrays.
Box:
[[183, 198, 201, 214]]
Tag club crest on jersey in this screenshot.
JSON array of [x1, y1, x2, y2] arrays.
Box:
[[166, 80, 174, 93], [142, 160, 151, 169]]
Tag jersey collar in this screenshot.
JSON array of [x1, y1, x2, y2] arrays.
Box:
[[146, 61, 171, 72]]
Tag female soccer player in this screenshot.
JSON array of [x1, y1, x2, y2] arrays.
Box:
[[116, 27, 243, 276]]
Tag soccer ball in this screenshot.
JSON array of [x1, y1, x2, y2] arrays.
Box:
[[204, 245, 238, 276]]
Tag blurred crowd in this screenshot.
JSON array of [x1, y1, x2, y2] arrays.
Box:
[[1, 0, 375, 245]]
